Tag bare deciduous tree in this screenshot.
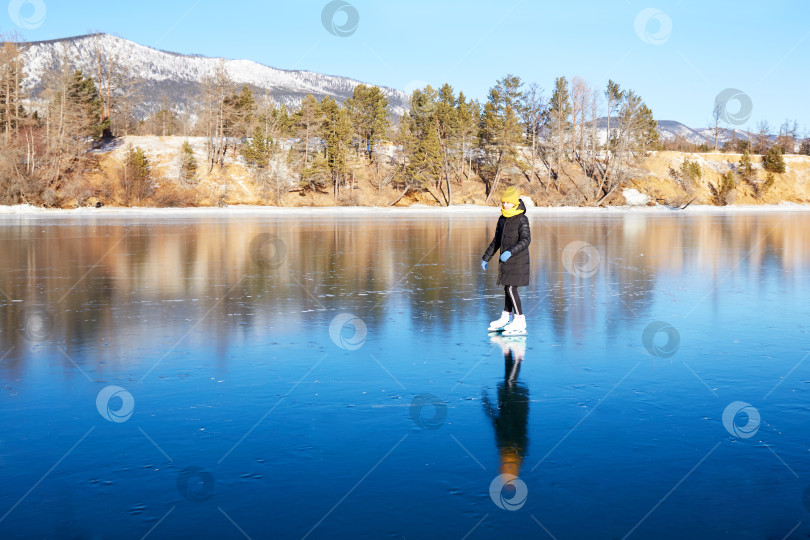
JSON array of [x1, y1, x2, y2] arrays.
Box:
[[519, 82, 545, 185]]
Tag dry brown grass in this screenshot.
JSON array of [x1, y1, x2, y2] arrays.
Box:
[[64, 136, 810, 208]]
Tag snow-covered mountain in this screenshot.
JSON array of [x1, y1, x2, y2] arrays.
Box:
[[16, 33, 768, 147], [593, 118, 758, 147], [655, 119, 714, 144], [18, 33, 409, 117], [657, 120, 763, 146]]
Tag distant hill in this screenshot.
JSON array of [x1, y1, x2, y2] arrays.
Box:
[[592, 118, 765, 148], [655, 119, 767, 146], [17, 33, 410, 118], [14, 33, 771, 146]]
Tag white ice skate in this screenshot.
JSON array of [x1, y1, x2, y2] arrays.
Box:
[[488, 311, 511, 332], [501, 314, 527, 336]]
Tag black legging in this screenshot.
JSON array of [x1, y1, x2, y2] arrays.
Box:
[[504, 286, 522, 315]]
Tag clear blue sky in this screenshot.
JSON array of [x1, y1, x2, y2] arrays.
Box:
[[8, 0, 810, 131]]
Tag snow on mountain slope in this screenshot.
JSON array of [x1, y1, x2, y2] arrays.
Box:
[[586, 117, 713, 146], [19, 33, 409, 116], [17, 33, 765, 146], [592, 118, 762, 147]]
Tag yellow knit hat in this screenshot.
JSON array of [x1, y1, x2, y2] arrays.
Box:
[[501, 187, 520, 205]]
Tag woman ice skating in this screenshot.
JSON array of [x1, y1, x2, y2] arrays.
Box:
[[481, 187, 531, 335]]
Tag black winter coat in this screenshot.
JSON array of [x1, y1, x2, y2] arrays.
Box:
[[482, 200, 531, 287]]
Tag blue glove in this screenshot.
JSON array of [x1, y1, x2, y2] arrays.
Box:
[[500, 251, 512, 262], [481, 259, 488, 270]]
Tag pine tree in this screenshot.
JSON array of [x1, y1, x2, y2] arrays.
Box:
[[346, 84, 390, 163], [318, 96, 353, 199], [294, 94, 323, 167], [225, 84, 257, 139], [679, 158, 701, 188], [762, 145, 786, 174], [546, 76, 572, 179], [179, 140, 198, 185], [716, 171, 736, 206], [270, 103, 294, 138], [301, 154, 331, 192], [617, 91, 642, 150], [66, 70, 107, 140], [435, 83, 460, 204], [742, 145, 774, 199], [120, 145, 152, 204], [737, 149, 755, 183], [635, 104, 659, 152], [403, 86, 443, 201], [40, 68, 109, 190], [455, 92, 480, 185], [241, 125, 272, 169], [480, 75, 524, 201]]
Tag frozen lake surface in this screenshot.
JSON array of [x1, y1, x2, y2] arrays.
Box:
[[1, 210, 810, 539]]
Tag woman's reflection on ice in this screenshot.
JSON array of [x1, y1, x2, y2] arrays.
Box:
[[482, 335, 529, 477]]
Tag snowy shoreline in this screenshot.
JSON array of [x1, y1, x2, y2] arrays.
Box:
[[2, 202, 810, 218]]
